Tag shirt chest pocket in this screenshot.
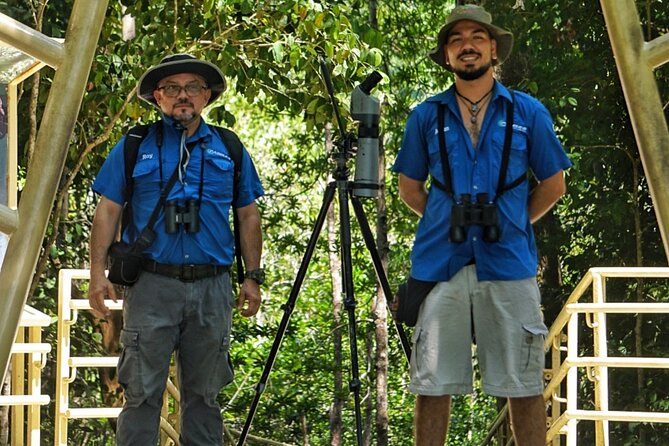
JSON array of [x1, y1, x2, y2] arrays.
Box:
[[203, 156, 234, 201], [427, 127, 464, 182], [491, 127, 529, 183], [131, 157, 161, 200]]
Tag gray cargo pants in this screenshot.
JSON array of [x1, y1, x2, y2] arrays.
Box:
[[115, 270, 235, 446]]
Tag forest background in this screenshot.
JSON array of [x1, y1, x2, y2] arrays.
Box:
[[1, 0, 668, 445]]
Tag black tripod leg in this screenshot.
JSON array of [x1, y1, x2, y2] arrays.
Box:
[[351, 195, 412, 363], [337, 180, 364, 446], [236, 182, 337, 446]]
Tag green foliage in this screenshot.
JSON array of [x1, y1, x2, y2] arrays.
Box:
[[491, 2, 669, 444], [4, 0, 669, 444]]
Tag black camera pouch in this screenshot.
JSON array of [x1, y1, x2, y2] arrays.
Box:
[[394, 277, 437, 327], [107, 241, 143, 286]]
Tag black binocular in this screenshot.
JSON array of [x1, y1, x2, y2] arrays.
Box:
[[449, 193, 500, 243], [165, 200, 200, 234]]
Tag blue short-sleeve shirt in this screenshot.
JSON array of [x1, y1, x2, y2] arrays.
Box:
[[93, 119, 264, 266], [392, 82, 572, 281]]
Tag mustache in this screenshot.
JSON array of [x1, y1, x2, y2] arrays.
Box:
[[174, 99, 194, 108], [458, 49, 481, 58]]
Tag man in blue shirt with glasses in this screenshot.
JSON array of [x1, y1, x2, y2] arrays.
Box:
[[88, 54, 264, 445], [392, 5, 571, 445]]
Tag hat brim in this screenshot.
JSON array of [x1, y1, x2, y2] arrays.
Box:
[[137, 59, 226, 107], [429, 21, 514, 71]]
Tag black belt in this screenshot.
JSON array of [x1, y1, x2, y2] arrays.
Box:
[[142, 259, 230, 282]]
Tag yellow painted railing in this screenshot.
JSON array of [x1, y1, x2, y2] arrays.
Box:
[[12, 267, 669, 446], [55, 269, 181, 446], [0, 0, 109, 388], [58, 265, 667, 446], [0, 305, 51, 446], [483, 267, 669, 446], [546, 268, 669, 445]]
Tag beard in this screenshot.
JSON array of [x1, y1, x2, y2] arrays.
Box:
[[453, 60, 492, 81], [170, 101, 200, 126]]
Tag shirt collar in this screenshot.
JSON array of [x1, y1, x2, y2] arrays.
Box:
[[160, 115, 211, 143], [491, 81, 512, 103], [427, 80, 512, 105]]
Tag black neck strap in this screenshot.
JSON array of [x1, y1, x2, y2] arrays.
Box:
[[496, 91, 515, 197], [133, 157, 182, 251], [436, 90, 516, 202], [197, 145, 205, 205]]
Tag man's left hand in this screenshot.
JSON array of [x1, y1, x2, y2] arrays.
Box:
[[237, 279, 261, 317]]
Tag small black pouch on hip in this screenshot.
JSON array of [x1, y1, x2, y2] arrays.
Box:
[[107, 241, 143, 287], [395, 277, 437, 327]]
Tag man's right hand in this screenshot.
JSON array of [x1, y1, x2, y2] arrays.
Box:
[[89, 197, 124, 319], [88, 273, 117, 318]]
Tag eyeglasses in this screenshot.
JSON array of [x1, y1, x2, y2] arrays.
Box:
[[156, 83, 208, 98]]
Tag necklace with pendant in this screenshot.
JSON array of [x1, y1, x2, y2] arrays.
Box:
[[456, 87, 494, 125], [456, 87, 494, 146]]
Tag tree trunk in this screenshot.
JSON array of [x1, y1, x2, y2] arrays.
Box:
[[301, 412, 310, 446], [364, 330, 373, 446], [366, 1, 391, 443], [326, 124, 344, 446], [374, 134, 390, 445], [25, 0, 47, 170]]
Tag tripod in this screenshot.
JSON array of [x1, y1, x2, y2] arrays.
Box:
[[236, 61, 411, 446]]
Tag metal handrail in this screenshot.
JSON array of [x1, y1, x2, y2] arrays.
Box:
[[482, 267, 669, 446], [56, 269, 181, 446], [0, 306, 52, 446]]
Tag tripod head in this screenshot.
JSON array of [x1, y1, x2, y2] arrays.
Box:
[[319, 56, 382, 198]]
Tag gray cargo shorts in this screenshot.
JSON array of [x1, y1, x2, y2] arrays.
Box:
[[408, 265, 547, 398]]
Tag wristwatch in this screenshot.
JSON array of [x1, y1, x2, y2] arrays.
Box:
[[244, 268, 265, 285]]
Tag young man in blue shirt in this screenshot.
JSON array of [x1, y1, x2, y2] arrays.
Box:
[[88, 54, 264, 445], [392, 5, 571, 445]]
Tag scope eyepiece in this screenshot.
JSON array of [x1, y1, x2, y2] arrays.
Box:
[[359, 71, 382, 95]]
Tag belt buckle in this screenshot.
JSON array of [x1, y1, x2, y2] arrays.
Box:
[[181, 264, 196, 282]]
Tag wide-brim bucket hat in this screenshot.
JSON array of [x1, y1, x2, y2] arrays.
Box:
[[429, 4, 514, 71], [137, 53, 226, 107]]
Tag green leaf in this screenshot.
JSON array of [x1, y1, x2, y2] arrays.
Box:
[[272, 41, 285, 63], [306, 98, 319, 114]]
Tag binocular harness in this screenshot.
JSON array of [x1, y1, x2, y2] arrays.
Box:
[[435, 91, 524, 244]]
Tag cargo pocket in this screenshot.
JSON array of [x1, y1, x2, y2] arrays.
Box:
[[411, 327, 425, 377], [118, 329, 144, 405], [205, 335, 235, 403], [520, 320, 548, 374]]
